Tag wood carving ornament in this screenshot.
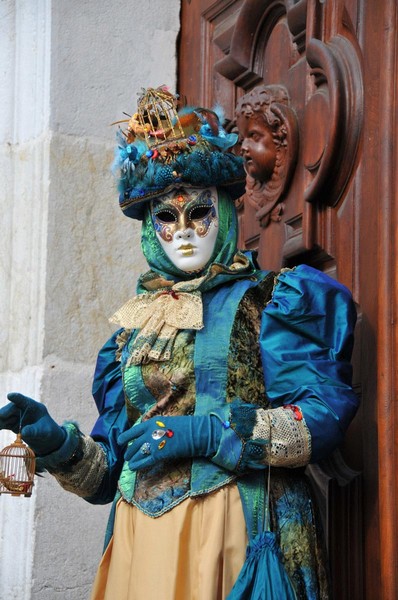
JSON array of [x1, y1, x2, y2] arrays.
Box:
[[236, 85, 298, 227]]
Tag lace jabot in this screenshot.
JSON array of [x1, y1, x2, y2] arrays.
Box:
[[110, 253, 254, 364]]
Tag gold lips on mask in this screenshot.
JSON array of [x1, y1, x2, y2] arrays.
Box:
[[151, 189, 218, 243], [178, 243, 195, 256]]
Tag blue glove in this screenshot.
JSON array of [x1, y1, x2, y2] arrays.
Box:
[[0, 393, 66, 456], [118, 415, 222, 471]]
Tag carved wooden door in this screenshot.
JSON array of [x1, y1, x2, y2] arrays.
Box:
[[179, 1, 398, 599]]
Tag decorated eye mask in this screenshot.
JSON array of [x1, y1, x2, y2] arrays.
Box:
[[151, 187, 219, 273], [152, 188, 218, 243]]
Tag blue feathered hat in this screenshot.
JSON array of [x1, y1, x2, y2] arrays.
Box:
[[113, 86, 246, 220]]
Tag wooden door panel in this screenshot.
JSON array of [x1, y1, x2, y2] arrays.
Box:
[[179, 0, 398, 597], [221, 4, 361, 276]]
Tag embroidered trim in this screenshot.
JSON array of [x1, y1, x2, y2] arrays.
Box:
[[52, 436, 108, 498], [115, 328, 132, 362], [119, 470, 237, 518]]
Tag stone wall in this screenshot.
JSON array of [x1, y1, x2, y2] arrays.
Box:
[[0, 1, 180, 598]]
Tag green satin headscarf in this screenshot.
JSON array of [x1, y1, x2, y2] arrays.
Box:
[[138, 188, 257, 293]]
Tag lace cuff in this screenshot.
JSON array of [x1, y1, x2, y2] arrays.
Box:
[[223, 402, 312, 471], [209, 403, 312, 473], [254, 406, 312, 468], [52, 435, 108, 498]]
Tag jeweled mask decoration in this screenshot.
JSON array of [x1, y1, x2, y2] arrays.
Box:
[[151, 187, 219, 273]]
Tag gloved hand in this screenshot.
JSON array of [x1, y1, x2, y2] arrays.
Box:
[[118, 414, 222, 471], [0, 393, 66, 456]]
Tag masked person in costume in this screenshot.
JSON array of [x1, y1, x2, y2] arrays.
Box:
[[0, 87, 358, 600]]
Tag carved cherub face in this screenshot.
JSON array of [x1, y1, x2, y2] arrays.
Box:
[[238, 114, 277, 183], [151, 187, 219, 272]]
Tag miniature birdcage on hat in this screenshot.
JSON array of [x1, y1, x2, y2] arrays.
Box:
[[0, 433, 35, 497], [133, 87, 186, 147], [114, 85, 246, 219]]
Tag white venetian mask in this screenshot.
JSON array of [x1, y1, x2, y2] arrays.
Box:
[[151, 187, 219, 273]]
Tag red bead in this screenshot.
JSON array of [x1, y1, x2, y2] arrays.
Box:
[[283, 404, 303, 421], [166, 429, 174, 438]]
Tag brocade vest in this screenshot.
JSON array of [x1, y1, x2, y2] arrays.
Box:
[[117, 271, 275, 517]]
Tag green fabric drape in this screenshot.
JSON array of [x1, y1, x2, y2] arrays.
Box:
[[138, 189, 257, 294]]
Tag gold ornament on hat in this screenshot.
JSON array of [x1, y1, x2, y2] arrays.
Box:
[[113, 86, 207, 158], [130, 86, 186, 146], [113, 86, 196, 147]]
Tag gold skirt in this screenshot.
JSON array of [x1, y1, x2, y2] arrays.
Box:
[[91, 484, 247, 600]]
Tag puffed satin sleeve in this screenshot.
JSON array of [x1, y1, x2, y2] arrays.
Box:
[[260, 265, 358, 463], [85, 329, 130, 504]]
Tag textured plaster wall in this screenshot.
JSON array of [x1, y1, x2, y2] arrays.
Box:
[[0, 1, 180, 598]]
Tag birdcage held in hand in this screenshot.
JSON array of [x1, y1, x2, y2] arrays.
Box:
[[0, 433, 35, 497]]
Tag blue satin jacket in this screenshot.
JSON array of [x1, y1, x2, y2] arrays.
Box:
[[86, 264, 358, 508]]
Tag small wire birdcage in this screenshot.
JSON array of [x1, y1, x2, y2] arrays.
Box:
[[0, 433, 35, 497], [135, 87, 185, 147]]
